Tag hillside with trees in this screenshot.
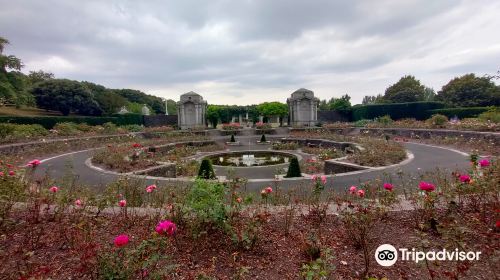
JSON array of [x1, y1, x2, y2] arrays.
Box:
[[0, 36, 174, 116]]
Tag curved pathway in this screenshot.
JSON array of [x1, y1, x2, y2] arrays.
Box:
[[34, 133, 471, 192]]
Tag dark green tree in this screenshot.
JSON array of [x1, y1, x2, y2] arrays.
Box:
[[285, 157, 302, 178], [383, 75, 426, 103], [31, 79, 102, 115], [260, 134, 267, 142], [198, 159, 216, 179], [230, 134, 236, 142], [436, 73, 500, 107]]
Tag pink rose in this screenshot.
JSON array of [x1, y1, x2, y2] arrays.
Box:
[[349, 186, 357, 194], [311, 175, 317, 181], [28, 159, 41, 167], [383, 183, 394, 191], [8, 170, 15, 176], [459, 174, 471, 183], [146, 184, 156, 193], [419, 181, 436, 192], [0, 172, 3, 177], [75, 199, 83, 207], [114, 234, 129, 247], [479, 159, 490, 167], [264, 187, 273, 194], [357, 189, 365, 197], [321, 175, 327, 185], [119, 199, 127, 207], [155, 220, 177, 236], [236, 197, 242, 203], [49, 186, 59, 193]]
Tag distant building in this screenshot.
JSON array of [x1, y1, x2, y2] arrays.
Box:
[[141, 105, 151, 115], [287, 88, 319, 126], [177, 91, 207, 129], [117, 106, 129, 114]]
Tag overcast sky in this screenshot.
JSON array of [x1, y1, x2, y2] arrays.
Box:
[[1, 0, 499, 105]]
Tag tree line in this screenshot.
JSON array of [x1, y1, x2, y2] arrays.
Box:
[[361, 74, 499, 107], [1, 36, 175, 116]]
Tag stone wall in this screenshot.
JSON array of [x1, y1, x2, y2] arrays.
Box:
[[135, 164, 177, 178], [143, 115, 178, 127], [280, 138, 355, 150], [324, 160, 367, 174]]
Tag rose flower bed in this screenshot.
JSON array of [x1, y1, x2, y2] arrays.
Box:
[[91, 143, 158, 173], [0, 157, 498, 279], [289, 130, 407, 167]]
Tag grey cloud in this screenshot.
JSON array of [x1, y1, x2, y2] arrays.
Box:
[[0, 0, 499, 104]]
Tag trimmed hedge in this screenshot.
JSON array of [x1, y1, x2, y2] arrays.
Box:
[[0, 114, 143, 129], [428, 107, 492, 119], [351, 102, 446, 121]]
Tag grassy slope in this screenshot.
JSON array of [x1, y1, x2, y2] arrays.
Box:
[[0, 106, 62, 116]]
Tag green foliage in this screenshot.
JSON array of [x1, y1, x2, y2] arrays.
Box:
[[257, 101, 288, 117], [478, 108, 500, 123], [426, 114, 448, 128], [429, 107, 491, 119], [285, 157, 302, 178], [31, 79, 103, 116], [319, 94, 352, 114], [351, 101, 446, 121], [375, 115, 393, 125], [0, 114, 143, 129], [437, 73, 500, 107], [383, 75, 426, 103], [300, 249, 335, 280], [186, 179, 227, 233], [92, 86, 128, 114], [260, 134, 267, 142], [53, 122, 82, 135], [0, 123, 48, 142], [27, 70, 54, 84], [115, 88, 165, 114], [198, 159, 216, 179]]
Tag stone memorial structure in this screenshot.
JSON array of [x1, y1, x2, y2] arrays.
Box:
[[177, 91, 207, 129], [287, 88, 319, 126]]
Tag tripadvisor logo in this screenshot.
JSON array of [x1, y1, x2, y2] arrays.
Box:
[[375, 244, 481, 267]]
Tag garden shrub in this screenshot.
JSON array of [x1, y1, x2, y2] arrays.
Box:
[[426, 114, 448, 128], [260, 134, 267, 142], [198, 159, 216, 179], [353, 119, 371, 127], [121, 124, 144, 132], [285, 157, 302, 178], [53, 122, 82, 135], [230, 134, 236, 143], [185, 179, 227, 233], [0, 123, 49, 141], [478, 108, 500, 123], [429, 107, 491, 119], [375, 115, 393, 126], [351, 101, 445, 121], [102, 122, 118, 133]]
